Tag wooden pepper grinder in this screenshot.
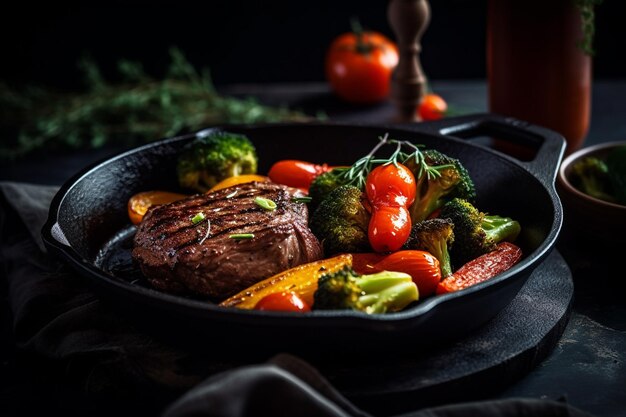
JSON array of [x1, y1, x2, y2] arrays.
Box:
[[387, 0, 431, 122]]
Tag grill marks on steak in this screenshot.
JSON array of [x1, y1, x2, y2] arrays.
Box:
[[132, 182, 323, 299]]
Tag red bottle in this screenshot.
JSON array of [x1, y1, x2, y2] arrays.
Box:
[[487, 0, 591, 154]]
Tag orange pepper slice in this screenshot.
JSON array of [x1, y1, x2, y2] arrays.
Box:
[[208, 174, 270, 192], [219, 254, 353, 309], [128, 191, 188, 225]]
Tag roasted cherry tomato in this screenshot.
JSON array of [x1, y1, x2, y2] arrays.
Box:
[[418, 93, 448, 121], [373, 251, 441, 297], [325, 25, 398, 104], [365, 164, 416, 252], [368, 205, 412, 253], [254, 291, 311, 312], [128, 191, 188, 225], [208, 174, 269, 192], [268, 160, 333, 190], [365, 163, 416, 206]]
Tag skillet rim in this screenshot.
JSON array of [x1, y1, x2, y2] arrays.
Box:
[[41, 117, 564, 331]]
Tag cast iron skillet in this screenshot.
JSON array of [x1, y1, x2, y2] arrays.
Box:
[[41, 114, 564, 353]]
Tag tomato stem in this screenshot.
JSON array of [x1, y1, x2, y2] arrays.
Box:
[[350, 17, 373, 54]]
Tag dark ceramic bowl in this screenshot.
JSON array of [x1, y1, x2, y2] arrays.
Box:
[[557, 141, 626, 241]]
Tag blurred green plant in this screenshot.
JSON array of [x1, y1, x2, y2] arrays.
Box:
[[0, 48, 308, 159], [575, 0, 603, 55]]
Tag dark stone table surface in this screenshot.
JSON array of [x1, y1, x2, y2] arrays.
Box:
[[1, 80, 625, 417]]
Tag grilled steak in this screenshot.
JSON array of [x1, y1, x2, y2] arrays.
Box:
[[132, 181, 323, 300]]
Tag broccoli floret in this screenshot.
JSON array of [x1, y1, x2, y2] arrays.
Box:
[[405, 149, 476, 223], [606, 145, 626, 205], [482, 214, 522, 245], [404, 218, 455, 277], [313, 266, 418, 314], [308, 168, 349, 212], [309, 185, 371, 255], [440, 198, 521, 267], [177, 131, 258, 192], [571, 156, 614, 202]]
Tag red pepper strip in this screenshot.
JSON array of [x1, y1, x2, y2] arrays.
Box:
[[436, 242, 523, 295]]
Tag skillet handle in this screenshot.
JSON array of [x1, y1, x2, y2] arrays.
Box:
[[413, 113, 566, 190]]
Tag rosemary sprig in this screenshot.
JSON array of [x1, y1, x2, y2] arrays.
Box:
[[336, 133, 452, 190], [575, 0, 603, 56], [395, 140, 454, 180], [337, 133, 392, 189], [0, 47, 309, 159]]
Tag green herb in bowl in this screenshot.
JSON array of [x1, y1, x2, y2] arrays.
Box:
[[569, 145, 626, 205]]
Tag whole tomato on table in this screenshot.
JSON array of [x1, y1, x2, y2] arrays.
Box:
[[418, 93, 448, 121], [325, 22, 399, 104]]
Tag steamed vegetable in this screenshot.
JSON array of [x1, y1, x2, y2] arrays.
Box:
[[309, 185, 371, 255], [177, 131, 258, 192], [437, 242, 522, 294], [440, 198, 521, 267], [313, 266, 418, 314], [219, 254, 352, 309]]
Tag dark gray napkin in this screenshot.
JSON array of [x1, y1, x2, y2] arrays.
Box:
[[0, 182, 195, 415], [0, 181, 369, 417], [0, 181, 594, 417]]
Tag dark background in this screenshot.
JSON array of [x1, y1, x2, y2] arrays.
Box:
[[1, 0, 624, 90]]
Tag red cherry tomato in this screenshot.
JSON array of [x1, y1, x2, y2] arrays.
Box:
[[373, 251, 441, 297], [418, 93, 448, 121], [325, 30, 399, 104], [365, 163, 416, 206], [368, 205, 412, 252], [254, 291, 311, 312], [365, 164, 416, 252], [268, 160, 333, 190]]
